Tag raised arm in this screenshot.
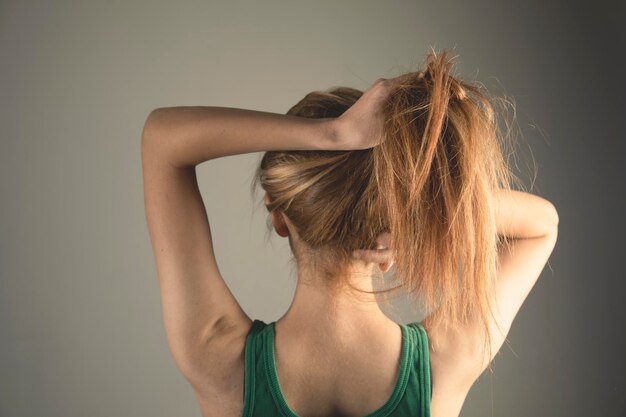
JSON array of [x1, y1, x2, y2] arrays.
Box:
[[140, 106, 337, 388], [423, 189, 559, 416], [488, 189, 560, 343]]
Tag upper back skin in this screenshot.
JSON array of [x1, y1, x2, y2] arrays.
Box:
[[188, 318, 473, 417]]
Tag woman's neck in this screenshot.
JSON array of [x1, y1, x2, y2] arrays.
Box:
[[276, 270, 398, 342]]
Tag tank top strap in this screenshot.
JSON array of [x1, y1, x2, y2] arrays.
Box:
[[406, 321, 432, 407], [241, 319, 270, 417]]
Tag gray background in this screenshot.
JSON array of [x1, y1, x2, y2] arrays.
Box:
[[1, 1, 624, 416]]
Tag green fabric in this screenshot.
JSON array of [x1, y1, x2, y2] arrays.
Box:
[[241, 319, 431, 417]]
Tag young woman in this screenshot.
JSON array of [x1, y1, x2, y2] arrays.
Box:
[[141, 50, 559, 417]]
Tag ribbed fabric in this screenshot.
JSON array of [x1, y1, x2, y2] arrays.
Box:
[[240, 319, 431, 417]]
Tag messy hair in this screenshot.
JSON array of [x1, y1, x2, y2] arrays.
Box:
[[251, 48, 523, 361]]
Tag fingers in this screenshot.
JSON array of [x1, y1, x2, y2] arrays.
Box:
[[352, 247, 393, 263], [352, 231, 396, 274], [352, 247, 395, 273], [375, 73, 416, 89], [352, 231, 393, 261]]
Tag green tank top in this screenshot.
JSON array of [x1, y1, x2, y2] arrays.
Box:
[[241, 319, 431, 417]]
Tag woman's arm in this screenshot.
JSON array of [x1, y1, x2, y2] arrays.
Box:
[[139, 76, 416, 392], [140, 106, 338, 387], [485, 189, 559, 353], [493, 188, 560, 239], [423, 189, 558, 412], [143, 106, 339, 167]]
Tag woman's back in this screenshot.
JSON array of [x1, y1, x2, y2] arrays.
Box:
[[240, 319, 431, 417]]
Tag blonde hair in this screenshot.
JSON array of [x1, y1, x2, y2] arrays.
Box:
[[251, 48, 523, 361]]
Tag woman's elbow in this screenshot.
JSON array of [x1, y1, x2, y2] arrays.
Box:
[[141, 109, 169, 154]]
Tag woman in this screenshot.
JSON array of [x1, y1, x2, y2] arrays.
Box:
[[141, 49, 559, 417]]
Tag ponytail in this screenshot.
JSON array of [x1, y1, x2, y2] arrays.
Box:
[[373, 49, 517, 361]]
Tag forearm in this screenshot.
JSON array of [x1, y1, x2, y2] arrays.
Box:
[[493, 189, 559, 239], [141, 106, 339, 167]]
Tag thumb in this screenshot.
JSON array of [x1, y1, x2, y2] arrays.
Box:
[[352, 248, 393, 264]]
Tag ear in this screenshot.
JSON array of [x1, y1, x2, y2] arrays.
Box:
[[265, 192, 290, 238], [271, 210, 290, 238]]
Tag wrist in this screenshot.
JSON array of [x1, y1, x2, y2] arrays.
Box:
[[322, 117, 357, 151], [317, 117, 342, 151]]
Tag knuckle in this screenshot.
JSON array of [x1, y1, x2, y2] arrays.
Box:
[[375, 77, 389, 86]]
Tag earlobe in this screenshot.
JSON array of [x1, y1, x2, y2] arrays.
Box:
[[275, 226, 290, 238], [271, 210, 290, 238]]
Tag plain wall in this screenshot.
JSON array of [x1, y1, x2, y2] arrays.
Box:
[[1, 1, 624, 416]]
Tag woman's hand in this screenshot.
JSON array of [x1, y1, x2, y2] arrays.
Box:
[[352, 232, 395, 273], [331, 73, 414, 150]]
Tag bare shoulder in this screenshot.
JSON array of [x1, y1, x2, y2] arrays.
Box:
[[183, 316, 254, 416], [421, 318, 484, 417], [421, 221, 558, 416]]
